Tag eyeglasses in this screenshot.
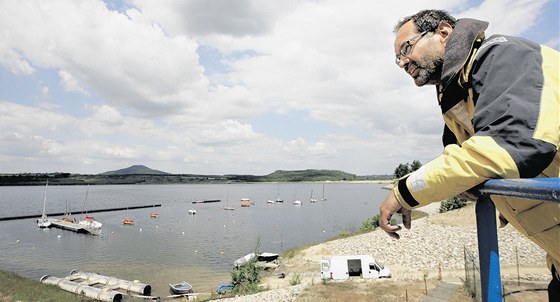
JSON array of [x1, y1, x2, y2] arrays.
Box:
[[395, 30, 429, 65]]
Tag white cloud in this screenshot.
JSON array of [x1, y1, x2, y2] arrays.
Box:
[[0, 0, 555, 174], [0, 49, 35, 75], [456, 0, 548, 36]]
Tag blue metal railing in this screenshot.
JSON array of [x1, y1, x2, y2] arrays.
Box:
[[476, 178, 560, 302]]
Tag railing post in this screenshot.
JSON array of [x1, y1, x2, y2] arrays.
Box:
[[476, 194, 502, 301]]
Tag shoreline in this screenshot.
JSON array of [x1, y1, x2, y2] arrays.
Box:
[[219, 202, 550, 301]]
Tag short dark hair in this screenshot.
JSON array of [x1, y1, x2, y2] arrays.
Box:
[[394, 9, 457, 33]]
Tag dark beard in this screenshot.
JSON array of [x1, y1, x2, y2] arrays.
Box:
[[413, 57, 443, 86]]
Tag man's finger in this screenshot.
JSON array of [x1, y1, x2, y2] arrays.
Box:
[[401, 210, 412, 229], [385, 230, 401, 240]]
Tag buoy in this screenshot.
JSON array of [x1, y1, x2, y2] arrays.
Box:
[[182, 232, 185, 235], [57, 235, 61, 239]]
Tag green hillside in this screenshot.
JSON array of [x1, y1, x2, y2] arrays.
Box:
[[0, 167, 390, 186], [262, 169, 356, 182]]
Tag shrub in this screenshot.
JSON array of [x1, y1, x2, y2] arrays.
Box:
[[289, 272, 302, 285], [231, 239, 264, 295], [360, 215, 380, 232], [439, 197, 467, 213]]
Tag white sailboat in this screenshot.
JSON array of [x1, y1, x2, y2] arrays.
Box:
[[223, 191, 235, 210], [321, 183, 327, 201], [37, 180, 52, 228], [275, 184, 283, 203], [78, 185, 102, 231], [310, 190, 317, 203], [293, 191, 301, 206]]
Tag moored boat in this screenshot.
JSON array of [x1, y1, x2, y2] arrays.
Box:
[[79, 216, 102, 229], [188, 209, 197, 215], [122, 219, 135, 225], [169, 281, 193, 294], [37, 180, 52, 228], [150, 213, 159, 218], [234, 252, 280, 269], [240, 198, 251, 207]]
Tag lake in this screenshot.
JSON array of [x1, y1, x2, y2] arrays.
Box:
[[0, 182, 389, 296]]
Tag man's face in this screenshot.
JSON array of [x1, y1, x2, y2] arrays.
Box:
[[394, 21, 444, 86]]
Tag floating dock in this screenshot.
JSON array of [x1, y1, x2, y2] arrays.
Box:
[[40, 269, 154, 302], [191, 199, 221, 204], [0, 204, 161, 221], [48, 219, 94, 234]]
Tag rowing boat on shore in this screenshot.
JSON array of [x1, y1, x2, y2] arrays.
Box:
[[169, 281, 193, 294]]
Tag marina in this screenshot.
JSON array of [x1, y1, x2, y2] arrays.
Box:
[[0, 182, 388, 296], [0, 204, 162, 221]]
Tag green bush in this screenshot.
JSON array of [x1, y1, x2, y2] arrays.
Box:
[[360, 215, 380, 231], [231, 239, 264, 295], [439, 197, 468, 213], [289, 272, 302, 285]]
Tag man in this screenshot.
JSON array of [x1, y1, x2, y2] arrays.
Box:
[[379, 9, 559, 299]]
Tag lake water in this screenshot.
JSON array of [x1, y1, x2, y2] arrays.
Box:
[[0, 182, 388, 296]]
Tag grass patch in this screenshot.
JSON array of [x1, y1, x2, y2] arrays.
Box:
[[0, 270, 83, 302]]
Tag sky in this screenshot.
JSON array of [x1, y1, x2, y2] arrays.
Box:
[[0, 0, 558, 176]]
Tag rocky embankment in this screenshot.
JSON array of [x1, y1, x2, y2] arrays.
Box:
[[218, 202, 549, 302]]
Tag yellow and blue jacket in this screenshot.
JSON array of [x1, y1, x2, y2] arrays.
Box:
[[393, 18, 560, 272]]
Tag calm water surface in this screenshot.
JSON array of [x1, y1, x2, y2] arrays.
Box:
[[0, 182, 388, 295]]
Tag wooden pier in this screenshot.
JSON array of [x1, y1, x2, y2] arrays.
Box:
[[49, 219, 93, 234], [0, 204, 161, 221]]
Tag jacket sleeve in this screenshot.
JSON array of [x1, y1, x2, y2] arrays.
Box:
[[394, 37, 559, 209]]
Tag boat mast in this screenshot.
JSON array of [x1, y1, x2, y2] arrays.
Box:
[[41, 180, 49, 218], [80, 185, 89, 221]]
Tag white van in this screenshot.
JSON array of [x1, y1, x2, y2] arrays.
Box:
[[320, 255, 391, 280]]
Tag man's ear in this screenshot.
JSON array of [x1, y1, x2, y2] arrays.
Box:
[[436, 22, 453, 43]]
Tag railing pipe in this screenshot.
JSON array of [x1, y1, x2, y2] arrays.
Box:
[[475, 195, 502, 302], [475, 178, 559, 302]]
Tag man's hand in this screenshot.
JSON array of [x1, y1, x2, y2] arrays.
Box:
[[379, 190, 412, 239]]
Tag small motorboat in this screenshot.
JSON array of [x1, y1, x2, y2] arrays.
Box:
[[169, 281, 193, 294], [122, 219, 135, 225], [188, 209, 197, 215], [216, 283, 234, 294], [150, 213, 159, 218]]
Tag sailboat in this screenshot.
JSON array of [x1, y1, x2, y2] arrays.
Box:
[[321, 183, 327, 201], [310, 190, 317, 203], [223, 190, 235, 210], [78, 185, 102, 231], [275, 184, 283, 203], [37, 180, 52, 228], [293, 191, 301, 206]]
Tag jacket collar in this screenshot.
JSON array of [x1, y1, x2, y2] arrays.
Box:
[[440, 18, 488, 88]]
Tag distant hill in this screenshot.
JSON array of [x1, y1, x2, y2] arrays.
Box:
[[101, 165, 169, 175], [262, 169, 357, 182]]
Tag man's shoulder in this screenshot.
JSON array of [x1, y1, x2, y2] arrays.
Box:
[[476, 34, 540, 58], [478, 35, 509, 53]]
